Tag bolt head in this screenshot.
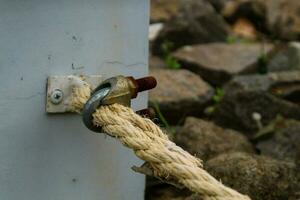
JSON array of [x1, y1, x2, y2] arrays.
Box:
[[50, 89, 64, 104]]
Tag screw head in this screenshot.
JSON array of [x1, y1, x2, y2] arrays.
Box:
[[50, 89, 64, 104]]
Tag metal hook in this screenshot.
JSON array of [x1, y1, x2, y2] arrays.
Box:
[[82, 75, 157, 133], [82, 85, 111, 132]]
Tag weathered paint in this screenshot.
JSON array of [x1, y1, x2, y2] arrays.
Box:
[[0, 0, 149, 199]]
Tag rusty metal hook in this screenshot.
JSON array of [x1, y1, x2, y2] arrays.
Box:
[[82, 75, 157, 132]]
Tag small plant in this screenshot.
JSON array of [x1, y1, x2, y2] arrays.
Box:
[[226, 35, 252, 44], [152, 101, 175, 134], [205, 88, 225, 115], [165, 54, 181, 69], [212, 88, 225, 103], [161, 40, 174, 55], [226, 35, 238, 44], [161, 40, 181, 69], [257, 37, 268, 74], [258, 53, 268, 74]]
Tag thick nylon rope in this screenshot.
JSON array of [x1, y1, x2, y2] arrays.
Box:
[[71, 85, 251, 200]]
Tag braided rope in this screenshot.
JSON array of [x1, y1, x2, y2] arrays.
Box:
[[71, 85, 251, 200]]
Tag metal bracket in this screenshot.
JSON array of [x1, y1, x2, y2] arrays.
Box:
[[46, 75, 104, 113]]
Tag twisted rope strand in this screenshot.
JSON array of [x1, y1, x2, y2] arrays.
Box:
[[71, 85, 251, 200]]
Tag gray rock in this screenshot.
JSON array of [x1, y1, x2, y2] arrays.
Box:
[[149, 56, 167, 69], [173, 43, 274, 85], [255, 117, 300, 163], [213, 71, 300, 134], [209, 0, 300, 40], [210, 0, 265, 21], [268, 42, 300, 72], [150, 0, 182, 23], [296, 148, 300, 169], [206, 152, 300, 200], [149, 69, 214, 124], [263, 0, 300, 40], [175, 117, 254, 161], [145, 176, 192, 200], [206, 0, 231, 13], [222, 71, 300, 94], [152, 0, 230, 55]]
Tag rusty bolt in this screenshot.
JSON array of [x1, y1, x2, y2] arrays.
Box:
[[127, 76, 157, 98]]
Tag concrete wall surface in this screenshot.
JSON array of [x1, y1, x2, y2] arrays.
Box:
[[0, 0, 149, 199]]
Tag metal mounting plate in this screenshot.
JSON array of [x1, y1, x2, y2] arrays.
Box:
[[46, 75, 103, 113]]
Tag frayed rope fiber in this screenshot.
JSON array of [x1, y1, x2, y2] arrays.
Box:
[[70, 84, 251, 200]]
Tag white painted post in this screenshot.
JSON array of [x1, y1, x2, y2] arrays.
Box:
[[0, 0, 149, 199]]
